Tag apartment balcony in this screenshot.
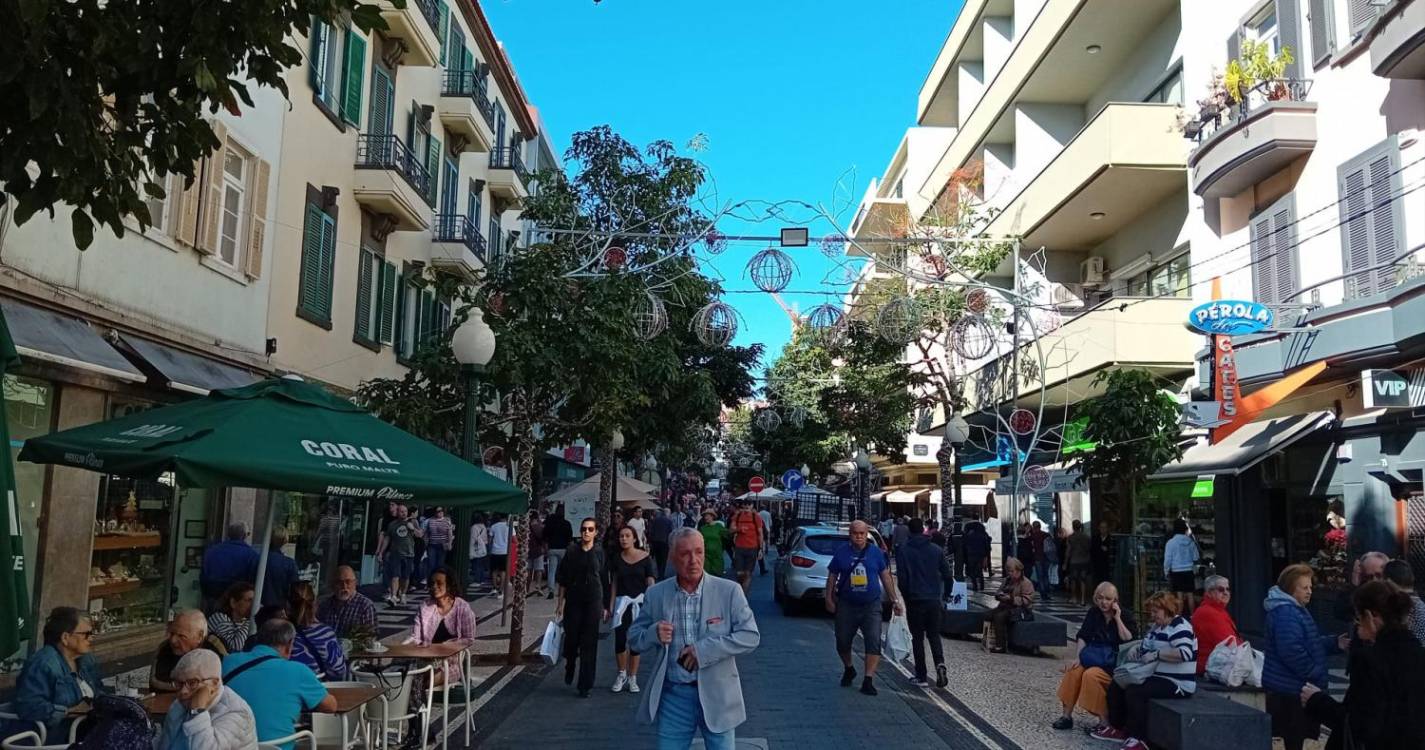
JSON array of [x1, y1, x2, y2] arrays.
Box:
[[849, 197, 910, 248], [438, 71, 497, 152], [1370, 0, 1425, 79], [353, 135, 433, 231], [487, 146, 530, 204], [961, 295, 1197, 409], [430, 214, 488, 279], [376, 0, 442, 67], [1187, 79, 1317, 199], [982, 103, 1186, 251]]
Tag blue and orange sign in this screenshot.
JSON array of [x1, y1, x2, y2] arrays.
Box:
[[1187, 300, 1274, 335]]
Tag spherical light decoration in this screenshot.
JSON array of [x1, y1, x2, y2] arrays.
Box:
[[966, 288, 991, 315], [631, 290, 668, 341], [1009, 408, 1037, 436], [703, 228, 728, 255], [875, 296, 923, 344], [691, 301, 739, 347], [756, 409, 782, 432], [820, 233, 846, 258], [951, 315, 996, 360], [787, 406, 808, 429], [747, 246, 795, 293], [604, 245, 628, 270], [803, 303, 846, 345], [1022, 464, 1051, 493]]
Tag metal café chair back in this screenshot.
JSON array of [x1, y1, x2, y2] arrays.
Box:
[[1, 731, 66, 750], [0, 705, 44, 746], [354, 662, 433, 750], [312, 681, 371, 749], [257, 729, 316, 750]]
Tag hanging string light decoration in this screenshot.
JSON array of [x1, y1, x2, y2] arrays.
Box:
[[875, 296, 923, 344], [820, 233, 846, 258], [804, 303, 845, 344], [631, 290, 668, 341], [690, 300, 739, 347], [787, 406, 808, 429], [703, 228, 728, 255], [951, 315, 996, 360], [965, 288, 991, 315], [756, 409, 782, 432], [747, 246, 795, 293]]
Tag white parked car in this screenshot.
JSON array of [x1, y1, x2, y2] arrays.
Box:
[[773, 523, 889, 616]]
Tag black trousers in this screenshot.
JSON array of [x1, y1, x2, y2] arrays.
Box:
[[966, 557, 985, 591], [1106, 675, 1187, 740], [562, 599, 601, 691], [905, 598, 945, 679], [651, 542, 669, 580]]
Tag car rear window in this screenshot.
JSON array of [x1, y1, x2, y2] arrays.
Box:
[[804, 535, 849, 555]]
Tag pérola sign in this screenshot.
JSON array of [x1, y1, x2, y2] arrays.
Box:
[[1187, 300, 1274, 335], [1361, 369, 1425, 409]]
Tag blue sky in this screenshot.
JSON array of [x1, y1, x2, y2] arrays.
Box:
[[484, 0, 963, 376]]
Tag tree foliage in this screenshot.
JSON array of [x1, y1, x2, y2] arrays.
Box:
[[0, 0, 388, 248], [1068, 369, 1184, 513]]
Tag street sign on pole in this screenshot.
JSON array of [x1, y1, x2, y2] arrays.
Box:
[[748, 476, 766, 493], [781, 469, 804, 493]]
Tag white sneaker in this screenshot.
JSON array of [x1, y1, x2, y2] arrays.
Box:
[[627, 675, 640, 693], [611, 672, 627, 693]]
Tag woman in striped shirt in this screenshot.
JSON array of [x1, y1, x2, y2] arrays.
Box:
[[1091, 591, 1198, 750]]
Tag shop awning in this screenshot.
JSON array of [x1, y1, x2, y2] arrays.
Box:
[[1148, 410, 1336, 481], [118, 334, 260, 395], [0, 299, 144, 382], [546, 474, 656, 505], [885, 488, 925, 504]]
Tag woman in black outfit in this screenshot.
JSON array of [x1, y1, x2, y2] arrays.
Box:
[[1302, 580, 1425, 750], [555, 517, 606, 698], [607, 525, 657, 694]]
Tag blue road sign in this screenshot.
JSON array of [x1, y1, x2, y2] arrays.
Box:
[[782, 469, 804, 493]]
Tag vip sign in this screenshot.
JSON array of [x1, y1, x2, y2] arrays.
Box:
[[1361, 369, 1425, 409]]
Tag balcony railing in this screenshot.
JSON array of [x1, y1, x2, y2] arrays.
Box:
[[440, 70, 495, 130], [432, 214, 487, 262], [411, 0, 442, 35], [355, 134, 433, 207], [1185, 78, 1313, 145], [489, 145, 529, 182]]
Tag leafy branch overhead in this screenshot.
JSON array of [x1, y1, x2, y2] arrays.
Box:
[[1067, 368, 1183, 492], [0, 0, 393, 248]]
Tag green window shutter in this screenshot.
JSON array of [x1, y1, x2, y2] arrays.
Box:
[[378, 260, 397, 345], [309, 21, 329, 93], [341, 31, 366, 127], [420, 290, 435, 343], [355, 249, 375, 341], [437, 0, 450, 66], [394, 270, 408, 356], [299, 203, 325, 317], [318, 214, 337, 320], [369, 67, 394, 135], [427, 136, 442, 205]]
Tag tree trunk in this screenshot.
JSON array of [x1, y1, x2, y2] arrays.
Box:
[[596, 444, 614, 531], [506, 420, 537, 665]]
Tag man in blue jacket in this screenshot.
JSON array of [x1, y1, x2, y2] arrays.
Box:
[[896, 518, 953, 687], [200, 522, 259, 605]]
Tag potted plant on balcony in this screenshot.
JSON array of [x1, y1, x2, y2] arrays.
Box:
[[1226, 40, 1296, 103], [1181, 70, 1229, 140]]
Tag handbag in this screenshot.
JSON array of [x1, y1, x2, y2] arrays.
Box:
[[1009, 607, 1034, 623], [1112, 657, 1158, 687], [1079, 643, 1116, 671]]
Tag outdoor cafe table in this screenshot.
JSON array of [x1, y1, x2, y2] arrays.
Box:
[[140, 684, 385, 747], [348, 640, 474, 750]]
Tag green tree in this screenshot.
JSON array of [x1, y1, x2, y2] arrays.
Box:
[[1067, 368, 1184, 529], [0, 0, 390, 248]]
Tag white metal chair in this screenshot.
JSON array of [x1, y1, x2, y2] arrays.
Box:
[[354, 663, 432, 750], [1, 729, 71, 750], [0, 705, 43, 746], [257, 729, 316, 750], [312, 681, 370, 750]]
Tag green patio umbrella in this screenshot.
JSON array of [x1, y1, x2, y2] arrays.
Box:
[[20, 375, 527, 605], [0, 309, 29, 658]]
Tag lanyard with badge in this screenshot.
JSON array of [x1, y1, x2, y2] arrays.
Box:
[[847, 548, 870, 593]]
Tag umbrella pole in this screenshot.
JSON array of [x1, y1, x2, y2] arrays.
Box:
[[251, 491, 277, 624]]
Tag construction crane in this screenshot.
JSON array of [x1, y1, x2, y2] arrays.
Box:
[[769, 292, 802, 333]]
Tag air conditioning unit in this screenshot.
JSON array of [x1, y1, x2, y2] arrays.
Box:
[[1080, 256, 1107, 286], [1051, 283, 1085, 309]]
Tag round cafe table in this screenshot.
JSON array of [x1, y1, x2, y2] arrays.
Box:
[[349, 640, 475, 750]]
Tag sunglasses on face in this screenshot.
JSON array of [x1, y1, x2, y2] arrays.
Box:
[[581, 526, 597, 533], [69, 630, 95, 640]]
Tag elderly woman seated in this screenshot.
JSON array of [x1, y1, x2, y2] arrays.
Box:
[[1052, 582, 1136, 731], [987, 557, 1035, 653], [154, 649, 257, 750], [7, 607, 105, 739]]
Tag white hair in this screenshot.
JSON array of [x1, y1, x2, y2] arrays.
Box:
[[173, 648, 221, 681], [668, 527, 702, 551], [1204, 575, 1229, 591]]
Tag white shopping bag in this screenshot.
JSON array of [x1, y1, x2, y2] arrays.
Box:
[[539, 620, 564, 665], [884, 614, 912, 663], [945, 581, 969, 610]]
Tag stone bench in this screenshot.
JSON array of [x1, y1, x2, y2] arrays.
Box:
[[1197, 679, 1267, 711], [1005, 611, 1068, 652], [1147, 692, 1271, 750], [940, 603, 987, 637]]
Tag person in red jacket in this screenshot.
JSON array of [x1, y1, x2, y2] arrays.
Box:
[[1191, 574, 1239, 674]]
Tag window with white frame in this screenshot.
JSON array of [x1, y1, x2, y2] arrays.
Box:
[[141, 175, 170, 234], [217, 142, 251, 267], [1246, 3, 1281, 55], [1123, 251, 1191, 298]]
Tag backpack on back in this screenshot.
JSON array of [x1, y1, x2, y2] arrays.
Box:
[[74, 694, 152, 750]]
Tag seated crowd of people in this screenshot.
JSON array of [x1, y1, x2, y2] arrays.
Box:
[[3, 521, 479, 749]]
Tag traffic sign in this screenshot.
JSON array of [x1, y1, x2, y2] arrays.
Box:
[[781, 469, 804, 493], [748, 476, 766, 493]]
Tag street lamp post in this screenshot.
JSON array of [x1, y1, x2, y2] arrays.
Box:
[[451, 307, 502, 654], [854, 450, 872, 522], [945, 414, 970, 528]]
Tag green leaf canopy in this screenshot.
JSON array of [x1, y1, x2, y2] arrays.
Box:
[[19, 376, 526, 512]]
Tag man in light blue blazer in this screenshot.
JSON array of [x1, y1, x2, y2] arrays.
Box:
[[630, 526, 760, 749]]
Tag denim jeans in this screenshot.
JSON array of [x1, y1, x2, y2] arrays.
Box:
[[1035, 559, 1053, 599], [469, 554, 490, 584], [426, 545, 447, 582], [656, 681, 735, 750], [546, 548, 565, 592]]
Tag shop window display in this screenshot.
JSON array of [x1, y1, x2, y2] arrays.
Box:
[[1120, 480, 1216, 618], [89, 474, 174, 633]]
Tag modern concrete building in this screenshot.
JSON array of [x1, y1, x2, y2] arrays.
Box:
[[1151, 0, 1425, 633]]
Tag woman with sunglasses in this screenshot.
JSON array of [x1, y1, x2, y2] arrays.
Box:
[[555, 517, 608, 697], [8, 607, 105, 738]]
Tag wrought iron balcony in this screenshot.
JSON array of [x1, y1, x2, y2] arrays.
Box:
[[488, 145, 529, 182], [411, 0, 442, 36], [1185, 78, 1313, 144], [355, 134, 434, 208], [432, 214, 487, 263], [1186, 79, 1317, 198], [440, 70, 495, 130]]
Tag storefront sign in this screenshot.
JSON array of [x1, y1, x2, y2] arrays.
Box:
[[563, 446, 586, 464], [1188, 300, 1274, 335], [1213, 335, 1240, 422], [1361, 369, 1425, 409], [994, 467, 1083, 495]]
